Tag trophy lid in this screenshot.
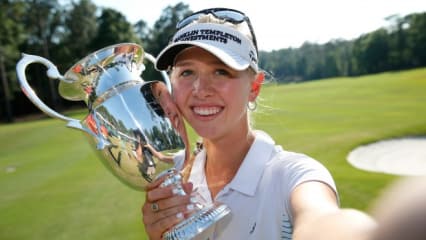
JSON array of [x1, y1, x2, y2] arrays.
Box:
[[58, 43, 145, 106]]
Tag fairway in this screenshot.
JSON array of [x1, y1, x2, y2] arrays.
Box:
[[1, 68, 425, 240]]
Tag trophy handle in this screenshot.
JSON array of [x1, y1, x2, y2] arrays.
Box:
[[16, 51, 171, 151], [16, 53, 84, 128]]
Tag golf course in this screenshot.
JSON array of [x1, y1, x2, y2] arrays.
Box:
[[1, 67, 425, 240]]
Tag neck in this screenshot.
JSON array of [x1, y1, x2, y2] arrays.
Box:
[[203, 129, 256, 199]]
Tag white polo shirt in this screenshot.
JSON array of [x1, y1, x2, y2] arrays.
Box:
[[174, 130, 337, 240]]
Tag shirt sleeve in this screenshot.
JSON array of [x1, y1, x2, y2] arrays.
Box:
[[278, 150, 338, 223], [286, 152, 337, 195]]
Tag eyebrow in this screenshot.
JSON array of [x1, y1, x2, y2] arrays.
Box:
[[174, 59, 228, 68], [173, 60, 193, 67]]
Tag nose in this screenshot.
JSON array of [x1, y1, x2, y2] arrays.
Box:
[[192, 74, 213, 98]]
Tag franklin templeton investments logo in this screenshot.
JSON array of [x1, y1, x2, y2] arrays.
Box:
[[174, 28, 243, 45]]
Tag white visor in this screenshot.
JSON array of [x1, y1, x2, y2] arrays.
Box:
[[155, 23, 258, 72]]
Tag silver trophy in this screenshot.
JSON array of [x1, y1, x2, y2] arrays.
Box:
[[16, 43, 230, 240]]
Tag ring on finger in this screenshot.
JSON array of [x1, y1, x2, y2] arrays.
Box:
[[151, 202, 160, 212]]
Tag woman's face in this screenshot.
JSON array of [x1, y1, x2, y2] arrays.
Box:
[[170, 47, 258, 141]]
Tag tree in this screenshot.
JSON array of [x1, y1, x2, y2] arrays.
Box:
[[62, 0, 98, 63], [21, 0, 65, 110], [90, 8, 140, 50], [134, 19, 150, 49], [329, 40, 353, 76], [147, 2, 191, 56], [353, 29, 390, 74], [0, 0, 27, 122], [385, 14, 410, 70], [141, 2, 191, 82], [406, 13, 426, 67]]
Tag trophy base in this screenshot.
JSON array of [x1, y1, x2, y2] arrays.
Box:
[[163, 203, 231, 240]]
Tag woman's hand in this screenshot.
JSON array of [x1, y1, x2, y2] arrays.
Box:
[[141, 175, 194, 240]]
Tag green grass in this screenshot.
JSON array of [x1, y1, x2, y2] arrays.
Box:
[[1, 67, 425, 239], [255, 68, 426, 208]]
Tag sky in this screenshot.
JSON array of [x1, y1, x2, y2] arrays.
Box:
[[92, 0, 426, 51]]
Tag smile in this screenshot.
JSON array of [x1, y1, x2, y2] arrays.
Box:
[[192, 106, 222, 116]]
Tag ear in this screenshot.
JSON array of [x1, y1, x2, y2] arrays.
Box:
[[249, 72, 265, 101]]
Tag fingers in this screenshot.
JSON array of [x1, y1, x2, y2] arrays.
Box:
[[146, 185, 177, 203], [142, 196, 193, 225], [145, 174, 168, 192], [142, 179, 195, 239], [182, 182, 193, 195], [145, 191, 191, 214], [143, 210, 184, 240], [146, 181, 193, 202]]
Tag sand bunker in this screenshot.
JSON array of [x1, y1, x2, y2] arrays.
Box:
[[347, 137, 426, 176]]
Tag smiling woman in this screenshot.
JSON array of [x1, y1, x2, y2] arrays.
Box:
[[139, 7, 375, 240]]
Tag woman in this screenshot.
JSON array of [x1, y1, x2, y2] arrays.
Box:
[[141, 8, 375, 240]]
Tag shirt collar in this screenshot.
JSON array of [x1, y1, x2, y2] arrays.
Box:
[[227, 130, 276, 196], [188, 131, 276, 198]]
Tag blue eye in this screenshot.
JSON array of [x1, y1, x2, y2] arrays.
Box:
[[215, 69, 230, 76], [180, 69, 193, 77]]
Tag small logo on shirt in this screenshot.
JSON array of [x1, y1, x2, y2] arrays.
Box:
[[281, 214, 293, 239], [249, 222, 257, 234]]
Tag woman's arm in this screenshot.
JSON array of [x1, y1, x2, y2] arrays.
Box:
[[291, 181, 376, 240]]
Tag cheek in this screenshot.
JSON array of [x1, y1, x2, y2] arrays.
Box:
[[171, 83, 188, 107], [230, 80, 252, 101]]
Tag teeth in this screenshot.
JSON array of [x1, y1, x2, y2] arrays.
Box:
[[193, 107, 221, 116]]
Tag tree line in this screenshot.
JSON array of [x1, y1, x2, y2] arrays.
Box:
[[261, 12, 426, 82], [1, 0, 425, 122]]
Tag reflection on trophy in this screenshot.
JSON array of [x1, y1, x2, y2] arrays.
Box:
[[16, 43, 230, 240]]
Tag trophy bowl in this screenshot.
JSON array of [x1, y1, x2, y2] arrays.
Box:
[[16, 43, 230, 240]]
